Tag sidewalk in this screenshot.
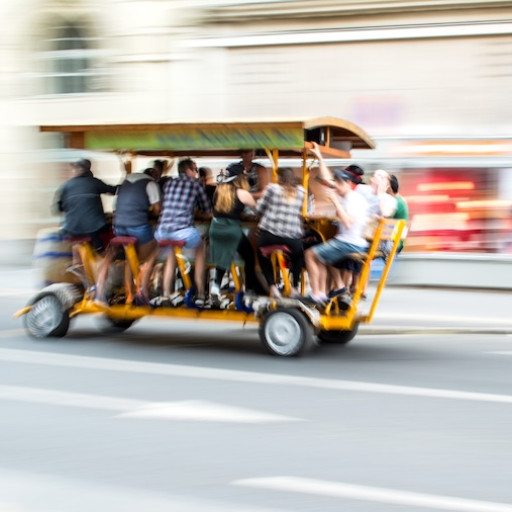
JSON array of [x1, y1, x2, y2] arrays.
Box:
[[2, 265, 511, 334], [359, 284, 512, 335]]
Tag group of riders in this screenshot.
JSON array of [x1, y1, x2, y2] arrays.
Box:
[[54, 143, 409, 310]]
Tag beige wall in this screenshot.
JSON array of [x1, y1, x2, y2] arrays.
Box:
[[1, 0, 512, 262]]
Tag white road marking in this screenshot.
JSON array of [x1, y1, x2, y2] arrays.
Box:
[[0, 469, 290, 512], [1, 347, 512, 405], [117, 400, 300, 423], [0, 384, 145, 411], [233, 476, 512, 512], [0, 385, 299, 423], [378, 312, 512, 326], [487, 351, 512, 355]]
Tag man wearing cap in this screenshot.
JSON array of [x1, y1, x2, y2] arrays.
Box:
[[304, 143, 369, 304], [54, 158, 118, 252], [230, 149, 270, 200], [344, 164, 365, 186]]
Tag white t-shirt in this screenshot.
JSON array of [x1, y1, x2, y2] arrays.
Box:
[[335, 189, 369, 247], [356, 184, 396, 218]]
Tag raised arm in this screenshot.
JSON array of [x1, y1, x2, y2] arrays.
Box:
[[324, 187, 353, 229], [310, 142, 333, 184]]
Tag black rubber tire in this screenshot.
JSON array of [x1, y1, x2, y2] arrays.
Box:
[[317, 323, 359, 345], [24, 292, 70, 338], [259, 307, 316, 357], [99, 316, 136, 333], [24, 283, 81, 339]]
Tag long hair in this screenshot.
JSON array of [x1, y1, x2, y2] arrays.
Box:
[[214, 174, 249, 213], [277, 167, 298, 200]]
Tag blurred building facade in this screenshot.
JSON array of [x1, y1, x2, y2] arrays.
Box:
[[1, 1, 512, 278]]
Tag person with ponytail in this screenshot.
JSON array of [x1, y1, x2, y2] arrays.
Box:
[[208, 165, 259, 306], [256, 167, 305, 298]]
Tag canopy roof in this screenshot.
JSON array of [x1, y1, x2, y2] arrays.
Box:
[[40, 117, 375, 158]]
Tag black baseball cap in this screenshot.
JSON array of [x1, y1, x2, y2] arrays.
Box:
[[332, 169, 353, 182], [345, 164, 364, 184], [225, 162, 244, 176]]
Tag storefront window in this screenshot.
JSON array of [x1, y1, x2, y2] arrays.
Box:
[[399, 167, 512, 253]]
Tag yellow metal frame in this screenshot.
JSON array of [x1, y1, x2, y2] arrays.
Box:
[[75, 241, 98, 285], [317, 218, 407, 330], [68, 301, 259, 323], [271, 250, 292, 297], [174, 246, 192, 290]]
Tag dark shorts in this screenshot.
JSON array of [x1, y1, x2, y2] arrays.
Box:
[[332, 257, 362, 273], [114, 224, 154, 245], [62, 225, 112, 254]]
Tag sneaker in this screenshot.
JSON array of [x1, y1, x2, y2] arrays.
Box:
[[194, 295, 206, 308], [299, 293, 326, 306], [242, 291, 257, 311], [210, 283, 221, 308], [328, 287, 347, 298], [336, 292, 352, 310], [169, 291, 185, 307], [149, 295, 171, 307], [216, 297, 230, 310]]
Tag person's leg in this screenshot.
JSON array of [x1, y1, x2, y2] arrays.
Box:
[[214, 267, 226, 286], [342, 269, 352, 290], [162, 251, 177, 297], [95, 244, 116, 302], [178, 226, 206, 301], [284, 237, 304, 290], [124, 260, 135, 303], [236, 234, 258, 293], [316, 262, 328, 296], [325, 266, 342, 295], [193, 238, 207, 298], [305, 239, 347, 300], [304, 247, 322, 297], [257, 230, 282, 297], [95, 225, 125, 303], [137, 239, 158, 300], [327, 240, 367, 298], [210, 267, 225, 306]]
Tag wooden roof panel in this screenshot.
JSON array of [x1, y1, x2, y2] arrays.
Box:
[[40, 117, 375, 155]]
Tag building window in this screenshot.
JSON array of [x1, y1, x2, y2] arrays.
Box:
[[54, 23, 89, 94], [40, 21, 107, 94]]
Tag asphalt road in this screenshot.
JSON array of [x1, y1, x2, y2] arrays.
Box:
[[1, 267, 512, 511]]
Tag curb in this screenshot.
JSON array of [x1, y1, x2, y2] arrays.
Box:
[[359, 327, 512, 335]]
